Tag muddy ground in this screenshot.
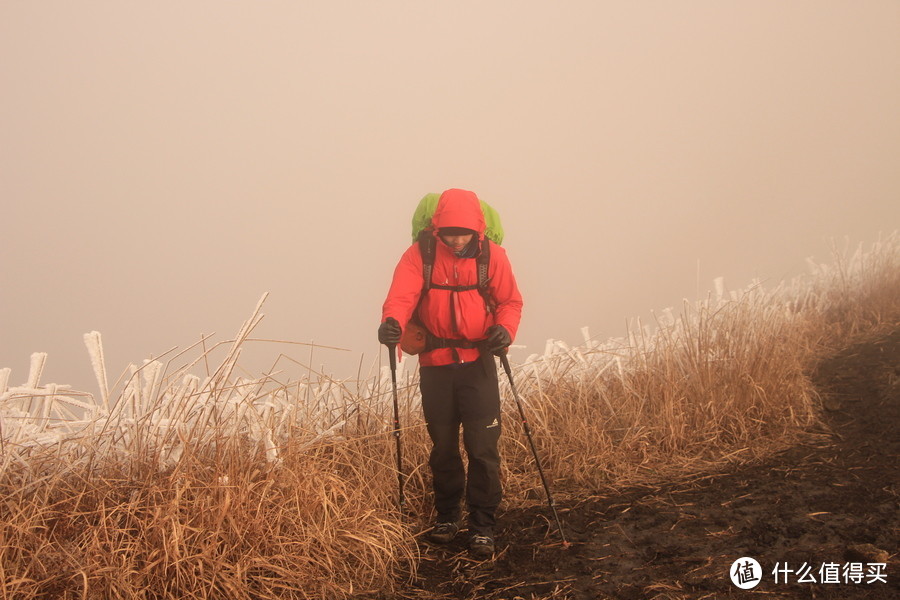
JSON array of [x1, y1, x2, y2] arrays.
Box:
[[394, 329, 900, 599]]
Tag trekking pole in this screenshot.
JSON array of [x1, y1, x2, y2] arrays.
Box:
[[387, 344, 406, 511], [499, 353, 568, 547]]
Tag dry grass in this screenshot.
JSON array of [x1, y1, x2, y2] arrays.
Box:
[[497, 234, 900, 500], [0, 424, 421, 599], [1, 233, 898, 598]]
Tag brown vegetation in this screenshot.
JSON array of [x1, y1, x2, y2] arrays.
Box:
[[1, 235, 898, 599]]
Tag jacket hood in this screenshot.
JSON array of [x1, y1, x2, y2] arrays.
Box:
[[431, 189, 486, 236]]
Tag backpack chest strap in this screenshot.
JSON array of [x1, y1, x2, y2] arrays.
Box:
[[429, 283, 480, 292], [418, 234, 496, 327]]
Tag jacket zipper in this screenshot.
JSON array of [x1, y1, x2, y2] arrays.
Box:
[[451, 259, 460, 362], [450, 258, 460, 335]]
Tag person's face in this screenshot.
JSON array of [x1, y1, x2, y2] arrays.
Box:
[[440, 233, 474, 253]]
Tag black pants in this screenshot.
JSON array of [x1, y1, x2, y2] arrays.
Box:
[[420, 358, 502, 536]]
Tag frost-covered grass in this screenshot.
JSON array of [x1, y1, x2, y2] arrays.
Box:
[[501, 234, 900, 491], [1, 234, 898, 599]]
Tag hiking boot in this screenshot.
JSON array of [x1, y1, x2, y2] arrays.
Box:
[[427, 521, 460, 544], [468, 534, 495, 559]]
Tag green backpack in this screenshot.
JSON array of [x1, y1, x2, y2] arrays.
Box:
[[410, 193, 504, 245], [403, 194, 503, 355]]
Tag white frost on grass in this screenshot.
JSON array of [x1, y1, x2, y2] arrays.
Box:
[[1, 234, 897, 475]]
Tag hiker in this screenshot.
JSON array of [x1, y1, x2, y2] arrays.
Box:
[[378, 188, 523, 559]]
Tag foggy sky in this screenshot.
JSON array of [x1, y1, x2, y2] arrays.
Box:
[[2, 1, 899, 393]]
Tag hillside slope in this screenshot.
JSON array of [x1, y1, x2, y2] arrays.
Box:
[[402, 328, 900, 600]]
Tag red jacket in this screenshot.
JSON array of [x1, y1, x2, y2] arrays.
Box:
[[382, 189, 523, 367]]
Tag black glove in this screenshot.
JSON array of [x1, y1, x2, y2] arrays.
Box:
[[378, 317, 402, 345], [484, 325, 511, 355]]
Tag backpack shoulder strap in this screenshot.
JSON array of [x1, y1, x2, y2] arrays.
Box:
[[476, 237, 490, 289], [419, 233, 495, 313], [417, 229, 436, 292], [477, 238, 496, 314]]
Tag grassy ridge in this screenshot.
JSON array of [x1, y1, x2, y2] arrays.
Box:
[[1, 235, 898, 599]]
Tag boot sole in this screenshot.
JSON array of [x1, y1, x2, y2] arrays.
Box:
[[426, 526, 460, 544], [469, 547, 494, 559], [428, 534, 458, 544]]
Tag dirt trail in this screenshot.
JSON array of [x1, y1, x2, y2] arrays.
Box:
[[397, 329, 900, 599]]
